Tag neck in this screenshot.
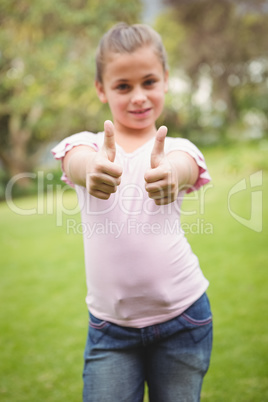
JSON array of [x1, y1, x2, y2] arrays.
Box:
[[113, 124, 157, 153]]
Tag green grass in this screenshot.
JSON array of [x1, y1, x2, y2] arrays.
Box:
[[182, 142, 268, 401], [1, 142, 268, 401]]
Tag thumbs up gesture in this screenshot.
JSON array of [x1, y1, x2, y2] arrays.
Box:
[[144, 126, 179, 205], [86, 120, 123, 200]]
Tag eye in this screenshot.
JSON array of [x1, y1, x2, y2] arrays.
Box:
[[116, 83, 130, 92], [143, 78, 157, 87]]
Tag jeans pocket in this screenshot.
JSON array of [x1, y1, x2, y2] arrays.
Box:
[[179, 293, 213, 343], [89, 313, 110, 344]]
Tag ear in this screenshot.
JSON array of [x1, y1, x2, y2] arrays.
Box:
[[164, 70, 169, 93], [95, 80, 108, 103]]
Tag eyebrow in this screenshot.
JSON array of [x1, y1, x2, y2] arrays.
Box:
[[114, 74, 158, 83], [114, 79, 128, 83], [143, 74, 157, 79]]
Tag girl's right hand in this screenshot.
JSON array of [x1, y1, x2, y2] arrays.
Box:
[[86, 120, 123, 200]]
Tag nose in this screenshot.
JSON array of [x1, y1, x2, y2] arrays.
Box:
[[131, 86, 147, 105]]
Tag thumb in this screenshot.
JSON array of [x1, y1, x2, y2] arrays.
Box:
[[102, 120, 116, 162], [151, 126, 168, 169]]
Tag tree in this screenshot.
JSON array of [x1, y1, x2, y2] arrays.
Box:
[[0, 0, 142, 185], [156, 0, 268, 141]]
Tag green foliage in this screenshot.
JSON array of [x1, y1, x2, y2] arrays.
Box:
[[154, 10, 185, 68], [0, 0, 142, 178], [1, 0, 268, 192], [155, 0, 268, 143]]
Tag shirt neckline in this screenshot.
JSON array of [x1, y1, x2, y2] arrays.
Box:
[[100, 131, 155, 158]]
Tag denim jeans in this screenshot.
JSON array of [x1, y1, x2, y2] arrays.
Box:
[[83, 292, 212, 402]]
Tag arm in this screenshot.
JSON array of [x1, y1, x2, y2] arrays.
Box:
[[166, 150, 199, 191], [63, 145, 96, 187]]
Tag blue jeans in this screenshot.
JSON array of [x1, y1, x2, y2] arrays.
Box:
[[83, 293, 212, 402]]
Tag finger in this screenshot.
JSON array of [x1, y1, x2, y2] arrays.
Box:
[[145, 163, 171, 184], [147, 189, 175, 204], [88, 174, 120, 199], [91, 190, 113, 200], [103, 120, 116, 162], [91, 182, 117, 194], [94, 154, 122, 178], [151, 126, 168, 169], [90, 171, 121, 187], [145, 180, 171, 193], [148, 192, 174, 205], [100, 160, 123, 178], [145, 168, 165, 184], [154, 196, 174, 206]]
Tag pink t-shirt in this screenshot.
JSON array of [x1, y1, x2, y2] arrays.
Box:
[[52, 131, 211, 328]]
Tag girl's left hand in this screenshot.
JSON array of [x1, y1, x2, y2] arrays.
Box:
[[144, 126, 179, 205]]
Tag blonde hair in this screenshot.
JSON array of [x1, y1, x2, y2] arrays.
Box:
[[95, 22, 168, 83]]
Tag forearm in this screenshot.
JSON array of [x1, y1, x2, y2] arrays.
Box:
[[167, 151, 199, 191], [63, 146, 96, 187]]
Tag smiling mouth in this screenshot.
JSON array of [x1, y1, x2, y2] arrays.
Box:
[[129, 108, 151, 115]]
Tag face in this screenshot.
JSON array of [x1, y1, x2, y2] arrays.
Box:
[[95, 46, 169, 136]]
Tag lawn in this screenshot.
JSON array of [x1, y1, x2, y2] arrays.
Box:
[[0, 142, 268, 401]]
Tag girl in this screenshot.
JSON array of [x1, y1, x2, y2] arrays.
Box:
[[52, 22, 212, 402]]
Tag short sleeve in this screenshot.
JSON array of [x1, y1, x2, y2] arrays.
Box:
[[165, 137, 211, 193], [51, 132, 100, 187]]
